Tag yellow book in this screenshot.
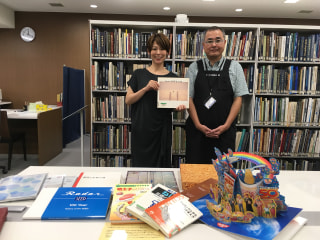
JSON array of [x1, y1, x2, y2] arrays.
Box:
[[109, 184, 152, 224]]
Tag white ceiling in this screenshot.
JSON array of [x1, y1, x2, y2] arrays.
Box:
[[0, 0, 319, 19]]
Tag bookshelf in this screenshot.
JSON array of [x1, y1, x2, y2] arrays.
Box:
[[253, 25, 320, 171], [89, 20, 320, 170]]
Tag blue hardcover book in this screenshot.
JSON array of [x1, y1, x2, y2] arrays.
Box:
[[193, 194, 304, 240], [23, 187, 113, 220]]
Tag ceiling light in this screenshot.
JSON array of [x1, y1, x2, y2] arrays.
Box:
[[284, 0, 299, 3], [202, 0, 216, 2], [235, 9, 243, 12], [90, 5, 98, 8], [163, 6, 170, 11]]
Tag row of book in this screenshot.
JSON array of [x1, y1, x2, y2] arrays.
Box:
[[172, 126, 186, 154], [91, 154, 186, 168], [176, 62, 254, 93], [92, 61, 174, 90], [92, 95, 131, 122], [258, 31, 320, 62], [172, 156, 186, 168], [91, 155, 132, 167], [92, 125, 187, 155], [91, 27, 256, 61], [91, 28, 173, 58], [91, 61, 129, 90], [173, 109, 188, 123], [235, 129, 250, 152], [254, 97, 320, 125], [252, 128, 320, 157], [237, 158, 320, 171], [256, 65, 320, 94], [93, 98, 188, 123], [279, 159, 320, 171], [92, 125, 131, 153], [91, 28, 320, 67], [91, 28, 151, 58]]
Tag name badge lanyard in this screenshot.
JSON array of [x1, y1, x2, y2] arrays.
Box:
[[204, 59, 225, 96]]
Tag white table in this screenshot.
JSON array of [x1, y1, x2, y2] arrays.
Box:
[[0, 107, 62, 165], [0, 167, 319, 240], [0, 101, 12, 106]]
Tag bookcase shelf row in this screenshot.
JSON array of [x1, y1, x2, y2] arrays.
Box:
[[253, 124, 320, 129], [258, 31, 320, 62], [90, 26, 257, 60], [254, 97, 320, 125], [255, 64, 319, 94], [91, 155, 131, 167], [93, 121, 131, 124], [259, 154, 320, 159], [92, 151, 131, 155], [92, 95, 131, 122], [255, 93, 320, 97], [252, 128, 320, 157], [90, 20, 320, 170], [258, 61, 320, 65]]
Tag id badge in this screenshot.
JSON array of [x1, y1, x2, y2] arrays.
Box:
[[204, 96, 216, 109]]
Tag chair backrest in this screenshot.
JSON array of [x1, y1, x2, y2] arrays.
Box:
[[0, 111, 11, 139]]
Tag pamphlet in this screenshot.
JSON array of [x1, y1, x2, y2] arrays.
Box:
[[157, 77, 189, 109]]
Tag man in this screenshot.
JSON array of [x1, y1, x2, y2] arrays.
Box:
[[185, 26, 249, 164]]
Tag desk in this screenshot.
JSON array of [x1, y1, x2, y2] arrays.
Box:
[[0, 166, 319, 240], [0, 107, 62, 165]]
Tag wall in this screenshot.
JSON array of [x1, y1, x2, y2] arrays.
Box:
[[1, 12, 320, 133]]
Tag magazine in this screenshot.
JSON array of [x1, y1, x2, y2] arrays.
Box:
[[157, 77, 189, 109], [0, 173, 47, 202]]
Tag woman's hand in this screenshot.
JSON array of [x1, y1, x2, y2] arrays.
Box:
[[175, 105, 187, 111], [145, 80, 159, 91]]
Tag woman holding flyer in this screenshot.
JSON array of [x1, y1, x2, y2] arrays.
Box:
[[126, 33, 185, 167]]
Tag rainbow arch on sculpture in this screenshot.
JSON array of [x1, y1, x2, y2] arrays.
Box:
[[218, 152, 272, 170]]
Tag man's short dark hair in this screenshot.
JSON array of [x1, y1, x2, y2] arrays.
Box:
[[204, 26, 226, 40]]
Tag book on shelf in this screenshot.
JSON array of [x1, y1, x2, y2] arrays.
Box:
[[236, 128, 246, 152], [180, 163, 218, 191], [72, 171, 122, 188], [109, 183, 152, 224], [172, 126, 186, 155], [193, 193, 305, 240], [0, 173, 47, 203], [126, 184, 177, 230], [157, 77, 189, 109], [125, 171, 179, 192], [145, 192, 203, 238], [23, 187, 113, 220]]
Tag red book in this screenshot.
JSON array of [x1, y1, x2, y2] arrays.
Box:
[[145, 193, 203, 238], [0, 207, 8, 232]]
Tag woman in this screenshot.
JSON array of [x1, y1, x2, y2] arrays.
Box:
[[126, 33, 185, 167]]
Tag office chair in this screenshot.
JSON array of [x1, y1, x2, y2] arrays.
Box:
[[0, 111, 27, 173]]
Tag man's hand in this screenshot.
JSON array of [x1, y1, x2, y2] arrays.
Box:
[[206, 124, 228, 138]]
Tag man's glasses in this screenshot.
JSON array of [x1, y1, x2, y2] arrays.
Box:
[[204, 39, 224, 45]]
